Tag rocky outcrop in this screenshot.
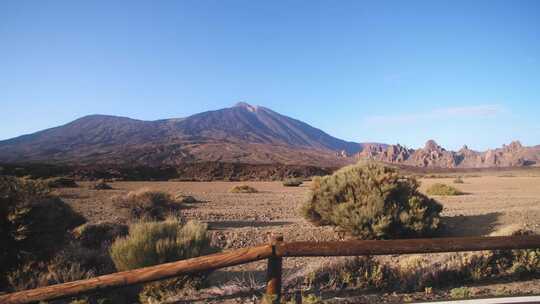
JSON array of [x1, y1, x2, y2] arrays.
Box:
[[356, 140, 539, 168]]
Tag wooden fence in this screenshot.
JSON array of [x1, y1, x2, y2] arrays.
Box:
[[1, 235, 540, 304]]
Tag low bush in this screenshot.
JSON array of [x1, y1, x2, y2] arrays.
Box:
[[110, 217, 213, 303], [91, 180, 112, 190], [283, 178, 303, 187], [113, 188, 179, 220], [450, 287, 472, 299], [426, 183, 463, 196], [453, 177, 464, 184], [174, 192, 198, 204], [110, 218, 211, 271], [73, 222, 128, 249], [302, 162, 442, 239], [45, 177, 78, 188], [229, 184, 258, 193], [1, 176, 85, 275]]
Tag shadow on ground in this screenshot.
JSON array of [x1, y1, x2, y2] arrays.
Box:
[[206, 220, 293, 230], [440, 212, 502, 237]]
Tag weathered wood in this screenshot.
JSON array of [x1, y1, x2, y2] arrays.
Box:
[[0, 245, 274, 304], [275, 235, 540, 257], [265, 233, 284, 304]]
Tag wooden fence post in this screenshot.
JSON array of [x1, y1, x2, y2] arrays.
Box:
[[265, 233, 283, 304]]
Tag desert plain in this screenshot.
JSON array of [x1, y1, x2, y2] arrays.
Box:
[[51, 169, 540, 303]]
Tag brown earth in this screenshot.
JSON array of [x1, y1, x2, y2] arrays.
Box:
[[55, 171, 540, 303]]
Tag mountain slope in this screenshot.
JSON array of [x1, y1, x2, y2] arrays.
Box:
[[0, 103, 366, 166]]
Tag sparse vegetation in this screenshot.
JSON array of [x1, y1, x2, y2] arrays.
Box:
[[426, 183, 464, 196], [303, 231, 540, 295], [113, 188, 180, 220], [450, 287, 471, 299], [302, 162, 443, 239], [229, 184, 258, 193], [45, 177, 78, 188], [91, 179, 112, 190], [283, 177, 303, 187]]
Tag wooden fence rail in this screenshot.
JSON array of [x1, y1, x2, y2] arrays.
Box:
[[1, 235, 540, 304]]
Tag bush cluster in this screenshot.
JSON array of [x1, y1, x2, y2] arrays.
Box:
[[302, 162, 443, 239]]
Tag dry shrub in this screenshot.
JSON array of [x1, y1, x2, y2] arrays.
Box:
[[110, 217, 213, 303], [229, 184, 258, 193], [113, 188, 179, 220], [45, 177, 78, 188], [174, 192, 198, 204], [302, 162, 442, 239], [0, 176, 85, 275], [426, 183, 463, 196], [91, 180, 112, 190], [73, 222, 128, 249], [453, 177, 464, 184], [283, 178, 303, 187]]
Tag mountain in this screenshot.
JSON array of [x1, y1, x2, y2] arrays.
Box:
[[357, 139, 540, 168], [0, 103, 374, 166], [1, 103, 538, 168]]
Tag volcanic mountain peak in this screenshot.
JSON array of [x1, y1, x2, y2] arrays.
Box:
[[0, 103, 369, 166], [234, 101, 259, 112]]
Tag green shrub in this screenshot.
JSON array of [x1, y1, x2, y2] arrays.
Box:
[[283, 178, 303, 187], [0, 176, 85, 274], [453, 177, 464, 184], [302, 162, 442, 239], [110, 217, 211, 271], [113, 188, 179, 220], [45, 177, 78, 188], [110, 218, 212, 303], [426, 183, 463, 196], [229, 184, 258, 193]]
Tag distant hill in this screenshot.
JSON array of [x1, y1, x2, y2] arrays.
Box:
[[0, 103, 377, 166], [0, 102, 538, 168]]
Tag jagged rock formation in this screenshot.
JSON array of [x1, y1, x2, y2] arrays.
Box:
[[356, 139, 540, 168]]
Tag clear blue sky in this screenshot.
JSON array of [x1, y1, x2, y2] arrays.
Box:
[[1, 1, 539, 150]]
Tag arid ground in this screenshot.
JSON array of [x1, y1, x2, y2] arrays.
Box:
[[57, 170, 540, 303]]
